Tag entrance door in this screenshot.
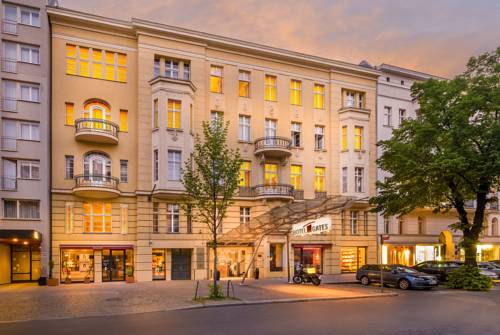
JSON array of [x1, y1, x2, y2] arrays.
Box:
[[171, 249, 191, 280], [102, 249, 126, 282]]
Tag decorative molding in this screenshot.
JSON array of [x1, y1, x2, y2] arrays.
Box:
[[52, 33, 137, 52]]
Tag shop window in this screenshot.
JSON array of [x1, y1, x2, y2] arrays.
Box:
[[386, 246, 415, 266], [340, 247, 366, 273], [152, 249, 166, 280], [294, 247, 322, 274], [269, 243, 284, 272], [61, 249, 94, 283]]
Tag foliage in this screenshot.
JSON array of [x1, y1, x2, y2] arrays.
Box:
[[208, 283, 225, 299], [370, 48, 500, 265], [446, 266, 493, 291]]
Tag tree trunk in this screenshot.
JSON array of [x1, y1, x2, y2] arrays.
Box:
[[213, 231, 217, 292], [462, 233, 478, 266]]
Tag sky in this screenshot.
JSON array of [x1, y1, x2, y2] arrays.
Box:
[[60, 0, 500, 78]]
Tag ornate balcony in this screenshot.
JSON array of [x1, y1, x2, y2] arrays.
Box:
[[252, 184, 295, 200], [73, 175, 120, 199], [74, 118, 119, 145], [254, 137, 292, 159]]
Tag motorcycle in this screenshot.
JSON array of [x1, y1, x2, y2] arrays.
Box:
[[292, 264, 321, 286]]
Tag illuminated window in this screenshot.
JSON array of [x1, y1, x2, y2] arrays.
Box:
[[354, 126, 363, 150], [65, 102, 74, 125], [314, 84, 325, 109], [290, 79, 301, 105], [341, 126, 348, 151], [167, 99, 181, 129], [120, 110, 128, 132], [239, 70, 250, 98], [92, 49, 102, 79], [265, 75, 277, 101], [239, 161, 251, 187], [79, 47, 89, 77], [153, 99, 159, 129], [264, 163, 278, 186], [117, 53, 126, 82], [66, 44, 126, 82], [210, 65, 223, 93], [83, 202, 112, 233], [66, 44, 77, 75], [314, 167, 325, 192], [105, 51, 115, 80], [120, 204, 128, 235], [65, 202, 74, 234], [290, 165, 302, 190]]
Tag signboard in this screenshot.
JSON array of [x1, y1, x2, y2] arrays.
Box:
[[291, 216, 331, 237]]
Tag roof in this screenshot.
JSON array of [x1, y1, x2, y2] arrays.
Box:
[[377, 63, 446, 81]]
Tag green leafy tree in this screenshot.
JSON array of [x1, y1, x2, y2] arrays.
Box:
[[182, 117, 241, 296], [371, 48, 500, 266]]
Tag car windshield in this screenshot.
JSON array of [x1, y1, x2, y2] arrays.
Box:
[[396, 266, 419, 274]]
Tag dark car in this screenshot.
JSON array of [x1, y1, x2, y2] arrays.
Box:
[[356, 264, 438, 290], [490, 260, 500, 267], [412, 261, 463, 282]]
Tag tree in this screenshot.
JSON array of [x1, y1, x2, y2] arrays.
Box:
[[182, 117, 242, 296], [371, 48, 500, 266]]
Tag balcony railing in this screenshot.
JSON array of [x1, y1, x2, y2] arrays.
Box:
[[1, 176, 17, 191], [295, 190, 304, 200], [1, 137, 17, 151], [74, 118, 119, 144], [254, 136, 292, 151], [252, 184, 295, 199], [2, 20, 17, 35], [1, 58, 17, 73], [74, 174, 119, 190], [1, 97, 17, 112], [315, 191, 327, 199], [238, 186, 253, 197]]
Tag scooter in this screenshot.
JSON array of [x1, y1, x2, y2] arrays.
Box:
[[292, 264, 321, 286]]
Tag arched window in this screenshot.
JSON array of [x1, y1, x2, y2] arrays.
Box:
[[83, 99, 111, 121], [83, 152, 111, 177], [492, 218, 499, 237]]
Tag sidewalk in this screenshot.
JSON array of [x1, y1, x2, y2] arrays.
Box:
[[0, 278, 394, 323]]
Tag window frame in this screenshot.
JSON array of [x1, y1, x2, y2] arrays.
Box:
[[240, 207, 251, 224], [238, 70, 251, 98], [210, 65, 223, 93], [290, 79, 302, 105], [290, 165, 302, 191], [384, 106, 393, 127], [65, 155, 74, 180], [19, 160, 39, 180], [3, 199, 40, 219], [238, 115, 251, 142], [19, 83, 40, 102], [314, 167, 325, 192], [354, 126, 363, 151], [291, 122, 301, 148], [167, 99, 181, 129], [313, 83, 325, 109], [120, 159, 128, 183], [167, 150, 182, 181], [354, 167, 364, 193], [314, 125, 325, 150], [167, 203, 180, 233], [83, 202, 112, 233], [265, 75, 277, 102]]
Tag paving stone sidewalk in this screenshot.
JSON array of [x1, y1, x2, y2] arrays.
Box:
[[0, 277, 393, 323]]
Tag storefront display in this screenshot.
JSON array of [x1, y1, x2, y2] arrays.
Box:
[[340, 247, 366, 273], [294, 246, 323, 274], [476, 245, 495, 262], [384, 245, 415, 266], [61, 249, 94, 283], [216, 247, 247, 278], [415, 245, 441, 264], [152, 249, 166, 280], [11, 245, 41, 282]]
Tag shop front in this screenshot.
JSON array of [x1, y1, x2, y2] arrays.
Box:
[[209, 246, 252, 279], [293, 244, 327, 274], [61, 248, 94, 283], [382, 244, 441, 266], [0, 230, 42, 283]]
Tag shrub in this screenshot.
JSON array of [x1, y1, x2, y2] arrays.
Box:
[[446, 265, 493, 291], [208, 283, 225, 299]]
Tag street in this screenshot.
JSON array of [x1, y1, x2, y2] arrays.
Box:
[[1, 285, 498, 335]]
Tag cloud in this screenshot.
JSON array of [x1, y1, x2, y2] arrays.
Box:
[[59, 0, 500, 77]]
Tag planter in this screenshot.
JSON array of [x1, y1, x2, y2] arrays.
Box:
[[64, 278, 71, 284], [47, 278, 59, 286], [84, 277, 91, 284], [38, 277, 47, 286], [126, 276, 135, 284]]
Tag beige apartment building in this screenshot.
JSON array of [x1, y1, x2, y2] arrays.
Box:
[[48, 6, 380, 283]]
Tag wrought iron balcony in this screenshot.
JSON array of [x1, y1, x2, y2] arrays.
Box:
[[254, 136, 292, 158], [252, 184, 295, 200], [73, 174, 120, 199], [74, 118, 119, 144]]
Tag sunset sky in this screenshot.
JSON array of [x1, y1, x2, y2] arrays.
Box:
[[61, 0, 500, 78]]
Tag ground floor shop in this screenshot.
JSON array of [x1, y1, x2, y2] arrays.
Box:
[[382, 244, 442, 266]]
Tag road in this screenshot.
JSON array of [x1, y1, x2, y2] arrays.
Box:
[[1, 286, 498, 335]]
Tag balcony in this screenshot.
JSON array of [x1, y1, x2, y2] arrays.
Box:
[[252, 184, 295, 200], [74, 118, 119, 145], [254, 137, 292, 159], [2, 20, 17, 35], [1, 97, 17, 112], [1, 58, 17, 73], [73, 175, 120, 199]]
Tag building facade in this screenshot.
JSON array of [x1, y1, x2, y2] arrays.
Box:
[[48, 6, 380, 284], [0, 0, 50, 284], [376, 64, 500, 266]]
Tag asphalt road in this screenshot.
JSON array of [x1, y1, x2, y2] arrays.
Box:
[[1, 285, 498, 335]]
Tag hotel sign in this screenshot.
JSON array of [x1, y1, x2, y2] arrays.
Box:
[[291, 216, 332, 237]]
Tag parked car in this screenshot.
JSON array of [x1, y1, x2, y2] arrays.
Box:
[[412, 261, 463, 282], [356, 264, 438, 290], [478, 262, 500, 279], [490, 260, 500, 267]]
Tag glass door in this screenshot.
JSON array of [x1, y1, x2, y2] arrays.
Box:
[[102, 249, 126, 282]]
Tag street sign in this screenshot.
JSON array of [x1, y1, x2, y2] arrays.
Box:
[[381, 234, 390, 241]]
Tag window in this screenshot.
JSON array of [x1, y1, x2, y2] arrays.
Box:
[[152, 202, 159, 233], [354, 126, 363, 151], [20, 122, 39, 141], [239, 115, 251, 141], [264, 163, 278, 186], [418, 216, 426, 234], [119, 110, 128, 132], [399, 109, 406, 125], [265, 119, 277, 138], [20, 45, 39, 64], [384, 106, 393, 126], [20, 84, 39, 102], [65, 202, 74, 233], [342, 167, 348, 193], [153, 149, 159, 181], [65, 102, 74, 126], [290, 79, 301, 105], [210, 111, 223, 127], [265, 75, 277, 101], [4, 200, 40, 219], [210, 65, 223, 93], [386, 77, 390, 82], [83, 202, 112, 233], [239, 161, 251, 187], [20, 7, 40, 27], [65, 155, 74, 179], [20, 161, 39, 179], [66, 44, 127, 82], [492, 218, 498, 236], [313, 84, 325, 109], [240, 207, 250, 224], [4, 4, 17, 23], [401, 80, 405, 86], [3, 42, 16, 64], [290, 165, 302, 190], [354, 167, 364, 193], [154, 58, 160, 77], [120, 205, 128, 235], [167, 99, 181, 129], [167, 204, 180, 233], [344, 90, 365, 108], [270, 243, 284, 272], [341, 126, 348, 151], [153, 99, 159, 129], [351, 211, 359, 235], [186, 205, 193, 233], [165, 59, 179, 79], [189, 104, 194, 133], [167, 150, 182, 181], [183, 62, 190, 80], [314, 126, 325, 150], [398, 217, 404, 234], [314, 167, 325, 192], [120, 160, 128, 182], [383, 215, 390, 234], [239, 70, 250, 98], [291, 122, 301, 147]]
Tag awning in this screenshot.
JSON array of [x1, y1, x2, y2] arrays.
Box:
[[0, 229, 42, 245]]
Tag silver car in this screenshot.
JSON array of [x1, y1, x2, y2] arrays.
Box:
[[479, 262, 500, 279]]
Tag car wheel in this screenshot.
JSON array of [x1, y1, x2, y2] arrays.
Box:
[[360, 276, 370, 286], [398, 279, 410, 290]]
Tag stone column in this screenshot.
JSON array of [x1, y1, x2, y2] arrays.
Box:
[[94, 250, 102, 283]]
